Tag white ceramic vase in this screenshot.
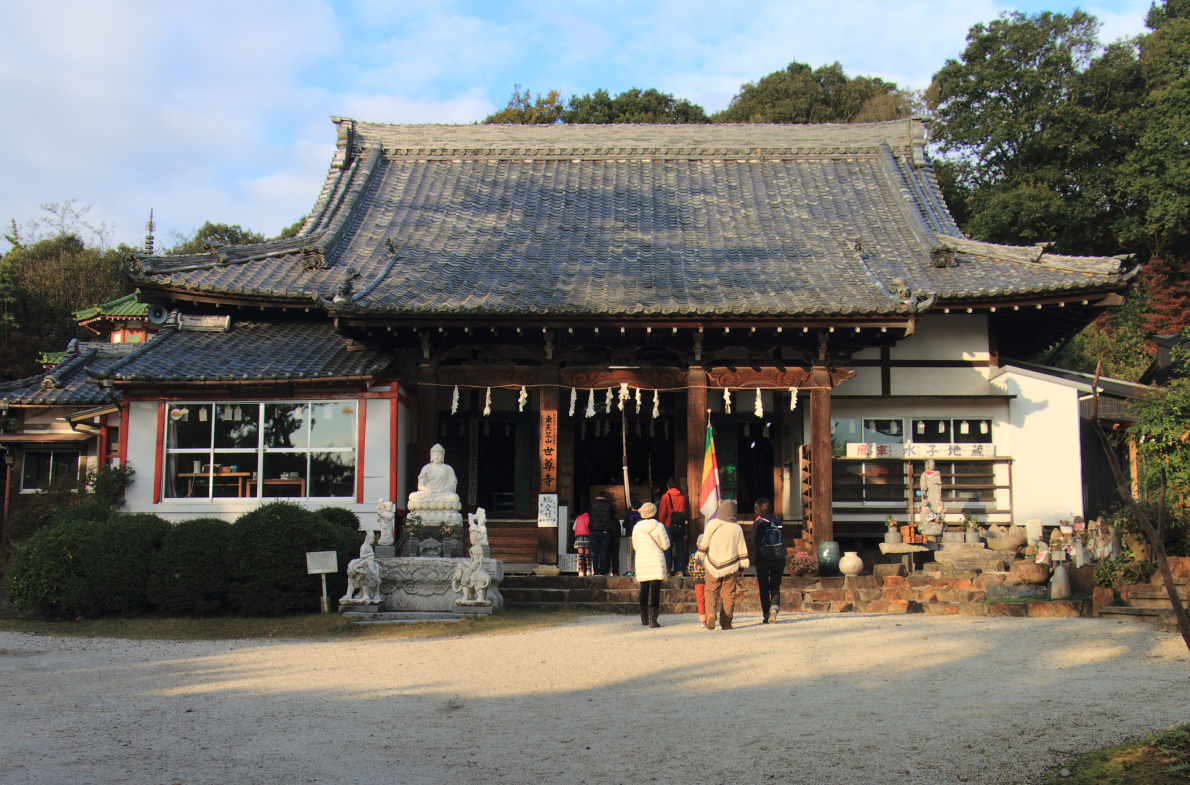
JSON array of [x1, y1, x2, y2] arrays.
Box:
[[839, 551, 864, 577]]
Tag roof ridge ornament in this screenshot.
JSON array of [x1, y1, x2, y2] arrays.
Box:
[[301, 246, 326, 270]]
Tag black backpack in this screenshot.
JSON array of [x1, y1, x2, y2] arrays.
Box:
[[759, 516, 786, 561], [669, 510, 687, 538]]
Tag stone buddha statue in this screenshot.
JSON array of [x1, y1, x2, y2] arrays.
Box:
[[407, 443, 463, 529]]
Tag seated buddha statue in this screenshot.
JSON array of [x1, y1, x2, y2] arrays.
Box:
[[407, 444, 461, 512]]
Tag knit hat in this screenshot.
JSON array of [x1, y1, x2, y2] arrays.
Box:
[[713, 500, 737, 521], [639, 502, 658, 519]]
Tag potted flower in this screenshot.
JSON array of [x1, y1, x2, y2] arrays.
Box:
[[963, 512, 981, 544], [404, 514, 426, 556], [789, 550, 819, 577], [440, 520, 459, 557], [884, 514, 902, 544]]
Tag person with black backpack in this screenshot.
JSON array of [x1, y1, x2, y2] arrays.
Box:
[[657, 478, 688, 576], [750, 498, 786, 624]]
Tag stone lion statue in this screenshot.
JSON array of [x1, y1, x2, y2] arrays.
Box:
[[342, 531, 381, 604]]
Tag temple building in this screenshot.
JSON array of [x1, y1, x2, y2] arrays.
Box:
[[0, 119, 1139, 566]]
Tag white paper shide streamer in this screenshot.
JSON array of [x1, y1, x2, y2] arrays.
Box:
[[569, 387, 577, 417], [451, 385, 459, 414], [789, 387, 799, 410], [724, 387, 732, 414], [604, 387, 614, 412], [754, 388, 764, 418], [585, 389, 596, 418], [651, 389, 660, 419], [518, 385, 528, 412], [634, 386, 642, 414], [618, 382, 629, 411], [483, 387, 492, 417]]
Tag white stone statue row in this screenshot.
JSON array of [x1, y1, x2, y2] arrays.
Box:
[[342, 443, 493, 608]]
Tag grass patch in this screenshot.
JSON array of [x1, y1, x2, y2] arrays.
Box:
[[0, 607, 591, 641], [1041, 724, 1190, 784], [985, 593, 1092, 605]]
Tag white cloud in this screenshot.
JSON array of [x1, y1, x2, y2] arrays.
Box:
[[0, 0, 1157, 257]]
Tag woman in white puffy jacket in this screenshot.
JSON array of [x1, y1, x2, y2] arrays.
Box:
[[631, 502, 670, 628]]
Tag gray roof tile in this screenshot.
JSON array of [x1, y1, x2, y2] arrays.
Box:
[[128, 120, 1134, 318]]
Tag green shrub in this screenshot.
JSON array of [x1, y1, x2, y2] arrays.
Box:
[[50, 500, 115, 528], [7, 475, 87, 543], [316, 506, 361, 531], [7, 517, 103, 614], [76, 513, 171, 616], [227, 501, 357, 615], [148, 517, 233, 615]]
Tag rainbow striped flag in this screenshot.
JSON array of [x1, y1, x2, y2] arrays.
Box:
[[699, 423, 721, 519]]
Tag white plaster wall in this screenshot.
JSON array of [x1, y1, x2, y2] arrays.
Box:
[[891, 314, 989, 360], [843, 367, 882, 395], [362, 397, 390, 521], [892, 367, 991, 395], [990, 371, 1084, 526], [122, 401, 158, 512]]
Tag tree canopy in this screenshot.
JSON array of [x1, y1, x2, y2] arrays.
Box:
[[483, 85, 566, 124], [563, 88, 709, 124], [927, 5, 1190, 379], [166, 221, 266, 255], [713, 61, 915, 124]]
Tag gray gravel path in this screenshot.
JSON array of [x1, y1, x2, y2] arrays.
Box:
[[1, 613, 1187, 785]]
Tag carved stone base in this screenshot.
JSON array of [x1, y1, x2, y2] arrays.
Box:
[[377, 557, 504, 613], [453, 603, 494, 615], [338, 602, 381, 614]]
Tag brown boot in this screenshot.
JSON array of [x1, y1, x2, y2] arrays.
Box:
[[705, 604, 717, 630], [720, 611, 732, 630], [649, 608, 661, 628], [640, 606, 649, 626]]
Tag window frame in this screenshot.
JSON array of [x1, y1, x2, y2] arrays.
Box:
[[161, 400, 358, 502]]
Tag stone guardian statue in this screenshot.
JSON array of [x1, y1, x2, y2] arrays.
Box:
[[342, 531, 382, 605]]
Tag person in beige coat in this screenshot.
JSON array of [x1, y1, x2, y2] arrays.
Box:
[[631, 502, 670, 628], [695, 500, 749, 630]]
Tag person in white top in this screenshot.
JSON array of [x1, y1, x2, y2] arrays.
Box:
[[631, 502, 670, 628]]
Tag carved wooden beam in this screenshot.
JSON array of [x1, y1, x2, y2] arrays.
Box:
[[708, 366, 855, 389], [559, 367, 688, 389]]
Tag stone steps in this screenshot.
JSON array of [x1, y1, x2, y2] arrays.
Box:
[[342, 611, 464, 624], [498, 569, 1089, 616], [1097, 605, 1160, 618]]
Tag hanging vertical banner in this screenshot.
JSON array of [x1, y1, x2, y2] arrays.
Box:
[[700, 423, 722, 519], [539, 400, 557, 493]]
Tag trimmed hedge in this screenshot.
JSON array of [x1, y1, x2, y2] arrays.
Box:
[[8, 502, 365, 617], [316, 506, 361, 531], [227, 501, 360, 615], [8, 517, 103, 615], [148, 517, 233, 615], [77, 513, 171, 616]]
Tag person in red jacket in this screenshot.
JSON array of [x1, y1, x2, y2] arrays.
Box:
[[657, 478, 688, 576]]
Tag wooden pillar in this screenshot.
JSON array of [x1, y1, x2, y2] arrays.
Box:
[[810, 367, 833, 548], [686, 367, 708, 535], [416, 365, 438, 473], [538, 371, 559, 564]]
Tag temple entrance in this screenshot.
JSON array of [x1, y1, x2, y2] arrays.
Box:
[[571, 412, 677, 517]]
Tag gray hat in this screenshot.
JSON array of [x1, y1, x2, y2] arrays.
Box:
[[713, 500, 737, 521]]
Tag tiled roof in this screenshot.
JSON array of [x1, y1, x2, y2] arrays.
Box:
[[0, 341, 138, 406], [89, 318, 393, 384], [128, 119, 1135, 319], [73, 293, 148, 323]]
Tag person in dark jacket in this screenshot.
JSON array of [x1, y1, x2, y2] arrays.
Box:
[[588, 491, 617, 576], [750, 497, 785, 623]]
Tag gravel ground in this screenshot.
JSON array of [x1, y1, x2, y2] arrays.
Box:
[[0, 612, 1187, 785]]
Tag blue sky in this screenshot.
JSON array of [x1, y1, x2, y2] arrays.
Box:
[[0, 0, 1154, 252]]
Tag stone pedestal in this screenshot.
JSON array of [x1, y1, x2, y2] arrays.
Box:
[[374, 546, 397, 558], [377, 556, 505, 612], [338, 602, 381, 614]]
